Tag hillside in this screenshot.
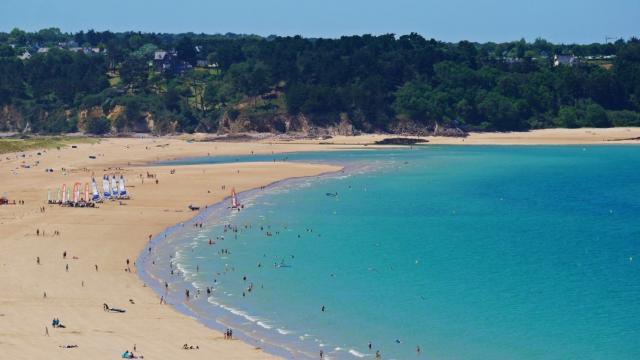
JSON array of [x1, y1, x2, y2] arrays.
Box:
[[1, 28, 639, 135]]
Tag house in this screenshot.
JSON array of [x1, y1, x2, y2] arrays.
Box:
[[153, 50, 192, 75], [18, 50, 31, 60], [154, 50, 174, 72], [553, 54, 578, 67]]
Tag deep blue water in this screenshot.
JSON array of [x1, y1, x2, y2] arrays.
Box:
[[140, 146, 640, 360]]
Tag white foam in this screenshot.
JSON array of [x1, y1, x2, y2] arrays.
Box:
[[256, 321, 272, 330], [348, 349, 366, 358], [218, 303, 259, 323], [276, 328, 291, 335]]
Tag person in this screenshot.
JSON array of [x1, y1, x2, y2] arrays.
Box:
[[416, 345, 421, 354], [65, 264, 69, 272], [320, 349, 324, 358], [376, 350, 381, 359], [36, 257, 40, 265], [368, 341, 372, 350]]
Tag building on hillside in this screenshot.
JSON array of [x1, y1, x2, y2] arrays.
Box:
[[37, 47, 50, 54], [18, 50, 31, 60], [153, 50, 192, 75], [553, 54, 579, 67], [154, 50, 175, 72]]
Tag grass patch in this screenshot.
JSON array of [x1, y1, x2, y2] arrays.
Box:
[[0, 136, 100, 154], [109, 76, 121, 87]]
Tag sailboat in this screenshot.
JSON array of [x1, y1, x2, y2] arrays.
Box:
[[118, 175, 128, 199], [230, 188, 241, 209], [62, 184, 67, 204], [84, 183, 90, 203], [91, 177, 101, 202], [102, 175, 111, 199], [111, 175, 118, 199], [73, 182, 81, 204]]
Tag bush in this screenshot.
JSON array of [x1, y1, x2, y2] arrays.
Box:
[[608, 110, 640, 127], [86, 116, 111, 135]]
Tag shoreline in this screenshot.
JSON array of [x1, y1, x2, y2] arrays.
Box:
[[136, 167, 347, 359]]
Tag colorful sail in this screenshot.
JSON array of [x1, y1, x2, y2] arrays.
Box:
[[231, 188, 239, 208], [73, 182, 81, 203]]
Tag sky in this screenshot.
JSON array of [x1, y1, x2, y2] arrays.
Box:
[[2, 0, 639, 43]]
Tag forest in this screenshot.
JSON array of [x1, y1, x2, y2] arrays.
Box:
[[1, 28, 639, 135]]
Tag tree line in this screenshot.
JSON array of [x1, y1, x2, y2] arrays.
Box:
[[1, 27, 639, 135]]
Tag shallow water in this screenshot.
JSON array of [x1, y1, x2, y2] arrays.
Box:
[[139, 146, 640, 359]]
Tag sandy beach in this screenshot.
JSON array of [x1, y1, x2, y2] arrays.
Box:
[[1, 128, 639, 359], [273, 127, 640, 145], [0, 138, 344, 360]]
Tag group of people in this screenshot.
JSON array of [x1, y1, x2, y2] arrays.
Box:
[[51, 318, 65, 328], [121, 350, 143, 358], [35, 228, 61, 236], [224, 328, 233, 340]]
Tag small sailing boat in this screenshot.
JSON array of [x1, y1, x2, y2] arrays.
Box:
[[118, 175, 129, 199], [111, 175, 118, 199], [62, 184, 67, 204], [230, 188, 241, 209], [91, 177, 101, 202], [102, 175, 111, 199]]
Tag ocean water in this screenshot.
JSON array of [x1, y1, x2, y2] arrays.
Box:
[[138, 146, 640, 360]]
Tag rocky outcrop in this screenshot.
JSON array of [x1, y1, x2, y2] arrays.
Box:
[[0, 105, 26, 132]]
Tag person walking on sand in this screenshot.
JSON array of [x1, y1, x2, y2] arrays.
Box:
[[36, 257, 40, 265]]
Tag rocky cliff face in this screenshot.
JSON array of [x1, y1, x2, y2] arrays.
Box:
[[0, 105, 25, 132]]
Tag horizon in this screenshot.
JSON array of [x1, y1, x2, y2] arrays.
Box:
[[3, 0, 639, 44]]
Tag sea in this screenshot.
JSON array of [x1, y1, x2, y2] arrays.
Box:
[[137, 146, 640, 360]]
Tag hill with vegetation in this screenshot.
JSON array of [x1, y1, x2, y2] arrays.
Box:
[[1, 28, 639, 136]]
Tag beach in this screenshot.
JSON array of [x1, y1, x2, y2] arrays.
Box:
[[274, 127, 640, 145], [0, 138, 343, 359], [0, 128, 639, 359]]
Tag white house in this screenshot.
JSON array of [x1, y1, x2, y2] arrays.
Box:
[[553, 54, 578, 67]]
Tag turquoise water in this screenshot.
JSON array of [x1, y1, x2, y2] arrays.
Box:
[[140, 146, 640, 360]]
